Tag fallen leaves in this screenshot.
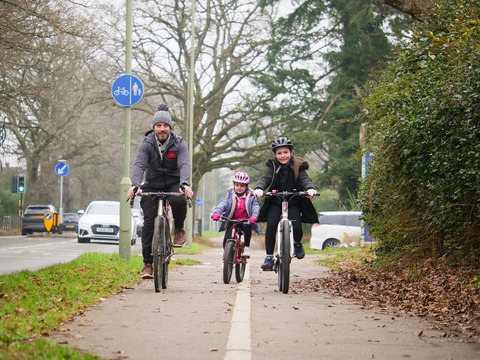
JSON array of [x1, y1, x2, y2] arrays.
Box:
[[293, 258, 480, 339]]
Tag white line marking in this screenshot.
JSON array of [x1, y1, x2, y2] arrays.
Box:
[[224, 263, 251, 360]]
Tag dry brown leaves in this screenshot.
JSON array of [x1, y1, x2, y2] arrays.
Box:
[[293, 258, 480, 340]]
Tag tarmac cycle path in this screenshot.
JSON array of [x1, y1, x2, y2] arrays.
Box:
[[48, 238, 480, 360]]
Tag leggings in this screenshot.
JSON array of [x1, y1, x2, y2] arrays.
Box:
[[264, 203, 302, 255]]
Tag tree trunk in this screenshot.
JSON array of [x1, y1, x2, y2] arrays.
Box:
[[383, 0, 430, 19]]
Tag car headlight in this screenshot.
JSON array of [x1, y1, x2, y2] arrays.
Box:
[[79, 220, 93, 228]]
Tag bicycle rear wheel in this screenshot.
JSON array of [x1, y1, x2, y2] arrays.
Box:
[[223, 240, 235, 284], [153, 216, 167, 292], [278, 220, 291, 294], [235, 242, 246, 283]]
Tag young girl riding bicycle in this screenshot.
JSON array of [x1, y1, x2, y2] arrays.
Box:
[[211, 172, 260, 257], [253, 137, 318, 270]]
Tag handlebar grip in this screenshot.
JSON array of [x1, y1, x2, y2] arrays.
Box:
[[128, 186, 139, 208]]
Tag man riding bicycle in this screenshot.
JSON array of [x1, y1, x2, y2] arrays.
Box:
[[128, 103, 194, 279]]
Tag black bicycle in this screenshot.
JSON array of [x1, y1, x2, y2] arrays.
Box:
[[130, 190, 191, 292], [264, 190, 318, 294], [218, 215, 250, 284]]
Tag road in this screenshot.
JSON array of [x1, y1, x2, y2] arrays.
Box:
[[47, 237, 480, 360], [0, 233, 141, 275]]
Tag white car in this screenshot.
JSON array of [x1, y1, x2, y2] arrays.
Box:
[[310, 211, 362, 250], [132, 208, 144, 236], [77, 200, 137, 245]]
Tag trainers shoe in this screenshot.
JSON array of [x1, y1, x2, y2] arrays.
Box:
[[141, 263, 153, 279], [294, 241, 305, 259], [173, 228, 186, 247], [242, 246, 251, 258], [261, 255, 274, 271]]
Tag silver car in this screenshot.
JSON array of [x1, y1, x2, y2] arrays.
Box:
[[77, 201, 136, 245]]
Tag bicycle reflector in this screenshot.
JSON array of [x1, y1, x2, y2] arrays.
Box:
[[17, 174, 26, 193]]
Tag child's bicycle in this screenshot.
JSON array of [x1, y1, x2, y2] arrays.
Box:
[[130, 188, 191, 292], [264, 190, 318, 294], [217, 215, 250, 284]]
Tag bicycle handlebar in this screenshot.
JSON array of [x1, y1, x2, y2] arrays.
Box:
[[264, 190, 320, 197], [218, 215, 251, 224], [128, 188, 192, 208]]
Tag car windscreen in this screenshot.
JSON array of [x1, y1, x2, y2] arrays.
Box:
[[86, 203, 119, 215], [25, 207, 50, 214], [63, 214, 78, 220]]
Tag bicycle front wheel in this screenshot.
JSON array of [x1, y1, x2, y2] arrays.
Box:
[[235, 242, 246, 283], [223, 240, 235, 284], [153, 216, 167, 292], [278, 220, 291, 294]]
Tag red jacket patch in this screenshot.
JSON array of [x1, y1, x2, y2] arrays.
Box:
[[166, 151, 177, 159]]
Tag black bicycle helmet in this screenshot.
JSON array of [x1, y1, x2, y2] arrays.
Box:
[[271, 136, 293, 152]]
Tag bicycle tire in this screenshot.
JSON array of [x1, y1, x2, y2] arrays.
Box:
[[235, 242, 246, 283], [279, 220, 291, 294], [162, 218, 172, 289], [153, 216, 167, 292], [223, 240, 235, 284]]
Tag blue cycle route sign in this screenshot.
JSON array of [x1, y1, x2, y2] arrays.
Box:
[[112, 74, 144, 106], [55, 163, 69, 177]]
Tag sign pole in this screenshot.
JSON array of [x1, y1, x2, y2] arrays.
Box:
[[58, 160, 65, 227], [186, 0, 196, 247], [55, 160, 69, 230], [118, 0, 134, 261]]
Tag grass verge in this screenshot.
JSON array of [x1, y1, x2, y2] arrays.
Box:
[[175, 240, 210, 255], [0, 251, 199, 359]]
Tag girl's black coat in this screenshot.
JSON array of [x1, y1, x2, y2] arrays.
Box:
[[255, 157, 318, 224]]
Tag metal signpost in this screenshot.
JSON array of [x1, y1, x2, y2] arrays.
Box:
[[113, 0, 143, 261], [55, 160, 69, 227]]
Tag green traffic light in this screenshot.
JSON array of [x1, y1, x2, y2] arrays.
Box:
[[17, 174, 25, 193]]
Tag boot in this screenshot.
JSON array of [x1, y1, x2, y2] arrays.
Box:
[[173, 228, 186, 247]]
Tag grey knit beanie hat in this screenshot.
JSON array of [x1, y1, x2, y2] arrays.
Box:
[[152, 103, 173, 129]]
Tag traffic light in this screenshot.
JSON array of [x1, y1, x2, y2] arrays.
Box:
[[17, 174, 25, 193]]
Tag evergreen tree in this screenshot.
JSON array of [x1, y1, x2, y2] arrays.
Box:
[[258, 0, 409, 205]]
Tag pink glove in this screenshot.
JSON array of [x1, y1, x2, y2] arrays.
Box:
[[211, 213, 220, 221], [250, 216, 257, 224]]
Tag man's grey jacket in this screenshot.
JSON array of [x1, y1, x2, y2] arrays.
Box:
[[132, 130, 191, 191]]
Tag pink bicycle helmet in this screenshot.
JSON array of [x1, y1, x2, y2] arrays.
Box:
[[232, 172, 250, 184]]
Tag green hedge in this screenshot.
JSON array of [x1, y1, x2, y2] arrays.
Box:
[[358, 0, 480, 261]]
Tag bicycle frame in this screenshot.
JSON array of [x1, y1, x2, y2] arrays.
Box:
[[130, 190, 190, 292], [225, 224, 245, 264], [220, 216, 249, 284], [264, 190, 310, 293], [276, 197, 295, 263]]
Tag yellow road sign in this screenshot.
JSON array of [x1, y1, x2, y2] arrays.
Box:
[[44, 212, 54, 232]]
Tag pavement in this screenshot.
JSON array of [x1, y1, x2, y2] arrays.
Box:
[[48, 237, 480, 360]]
